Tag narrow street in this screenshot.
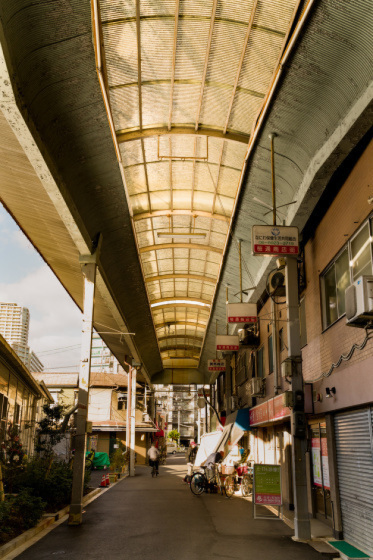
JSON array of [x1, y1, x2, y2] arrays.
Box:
[[16, 456, 323, 560]]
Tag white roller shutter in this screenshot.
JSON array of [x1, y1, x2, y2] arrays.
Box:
[[335, 408, 373, 556]]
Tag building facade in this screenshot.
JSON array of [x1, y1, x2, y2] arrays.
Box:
[[0, 334, 52, 457], [0, 302, 43, 372], [210, 133, 373, 555]]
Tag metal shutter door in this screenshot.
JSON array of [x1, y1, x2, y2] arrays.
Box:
[[335, 408, 373, 555]]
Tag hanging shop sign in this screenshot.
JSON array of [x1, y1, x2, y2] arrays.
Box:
[[252, 225, 299, 256], [208, 359, 226, 372], [254, 464, 282, 506], [216, 335, 240, 351], [226, 303, 257, 324], [249, 394, 291, 426]]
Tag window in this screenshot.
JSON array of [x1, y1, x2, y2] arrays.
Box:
[[321, 218, 373, 329], [268, 336, 273, 374], [118, 400, 124, 411], [257, 347, 264, 378]]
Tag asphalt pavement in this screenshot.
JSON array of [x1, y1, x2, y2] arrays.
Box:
[[15, 455, 327, 560]]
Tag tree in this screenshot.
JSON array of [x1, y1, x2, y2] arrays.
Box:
[[168, 430, 180, 445]]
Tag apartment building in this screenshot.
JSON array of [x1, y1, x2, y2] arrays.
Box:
[[0, 303, 43, 372]]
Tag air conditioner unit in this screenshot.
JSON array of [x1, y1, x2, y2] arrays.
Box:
[[345, 275, 373, 327], [268, 269, 286, 296], [238, 328, 260, 347], [249, 377, 264, 397]]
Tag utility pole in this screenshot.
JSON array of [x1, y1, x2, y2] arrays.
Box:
[[126, 367, 132, 452], [69, 247, 99, 526], [130, 367, 136, 477], [285, 256, 311, 541]]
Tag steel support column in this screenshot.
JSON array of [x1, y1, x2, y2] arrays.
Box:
[[126, 367, 132, 451], [69, 257, 98, 526], [285, 256, 311, 541], [130, 367, 137, 477]]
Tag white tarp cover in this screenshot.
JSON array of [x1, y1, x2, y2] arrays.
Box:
[[194, 431, 222, 467]]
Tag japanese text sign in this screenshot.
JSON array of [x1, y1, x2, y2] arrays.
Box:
[[208, 359, 226, 372], [226, 303, 257, 324], [254, 464, 282, 506], [252, 225, 299, 256], [216, 335, 240, 351]]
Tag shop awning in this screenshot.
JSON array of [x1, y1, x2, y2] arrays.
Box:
[[213, 408, 251, 454]]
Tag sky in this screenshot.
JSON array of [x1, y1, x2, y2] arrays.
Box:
[[0, 204, 82, 371]]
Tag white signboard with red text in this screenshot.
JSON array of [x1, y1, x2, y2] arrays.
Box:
[[226, 303, 257, 324], [216, 335, 240, 351], [252, 225, 299, 256], [208, 359, 226, 372]]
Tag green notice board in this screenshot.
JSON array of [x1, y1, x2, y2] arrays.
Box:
[[253, 464, 282, 506]]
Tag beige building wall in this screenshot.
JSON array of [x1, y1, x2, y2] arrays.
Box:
[[88, 388, 112, 422]]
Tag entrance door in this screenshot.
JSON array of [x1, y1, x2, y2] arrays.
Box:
[[310, 422, 332, 520], [335, 408, 373, 556]]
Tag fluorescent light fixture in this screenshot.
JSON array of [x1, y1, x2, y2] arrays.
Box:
[[156, 232, 207, 239], [151, 300, 210, 308]]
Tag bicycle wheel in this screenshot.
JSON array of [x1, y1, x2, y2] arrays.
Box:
[[224, 475, 235, 498], [241, 474, 253, 497], [190, 472, 206, 495]]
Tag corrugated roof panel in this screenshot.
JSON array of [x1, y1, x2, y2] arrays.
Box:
[[172, 190, 193, 209], [109, 86, 139, 131], [199, 85, 233, 129], [100, 0, 136, 21], [255, 0, 298, 33], [140, 19, 174, 81], [120, 139, 143, 167], [104, 23, 138, 87], [130, 192, 150, 214], [146, 161, 170, 192], [149, 190, 171, 210], [216, 0, 254, 24], [238, 29, 284, 94], [228, 90, 263, 135], [142, 84, 171, 128], [125, 165, 147, 195], [171, 83, 200, 124], [205, 21, 246, 85], [171, 162, 194, 190]]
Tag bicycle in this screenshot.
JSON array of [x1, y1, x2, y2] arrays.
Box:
[[223, 464, 253, 498], [190, 464, 223, 496], [150, 460, 159, 477]]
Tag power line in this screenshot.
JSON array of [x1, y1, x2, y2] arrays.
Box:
[[35, 344, 81, 355]]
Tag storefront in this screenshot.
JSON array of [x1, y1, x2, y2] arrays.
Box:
[[334, 407, 373, 556], [249, 395, 293, 509], [309, 419, 332, 522]]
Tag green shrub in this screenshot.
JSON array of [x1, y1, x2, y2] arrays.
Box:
[[0, 490, 45, 545], [6, 458, 73, 512]]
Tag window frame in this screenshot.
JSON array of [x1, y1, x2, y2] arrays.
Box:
[[320, 217, 373, 331]]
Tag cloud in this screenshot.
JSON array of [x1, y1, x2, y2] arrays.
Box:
[[0, 264, 82, 371]]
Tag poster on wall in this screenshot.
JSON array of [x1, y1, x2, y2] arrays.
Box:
[[208, 359, 226, 372], [311, 436, 330, 490]]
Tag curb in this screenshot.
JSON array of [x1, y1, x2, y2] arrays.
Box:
[[0, 479, 126, 560]]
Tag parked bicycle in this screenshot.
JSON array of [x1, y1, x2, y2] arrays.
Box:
[[223, 463, 253, 499], [190, 464, 223, 496]]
